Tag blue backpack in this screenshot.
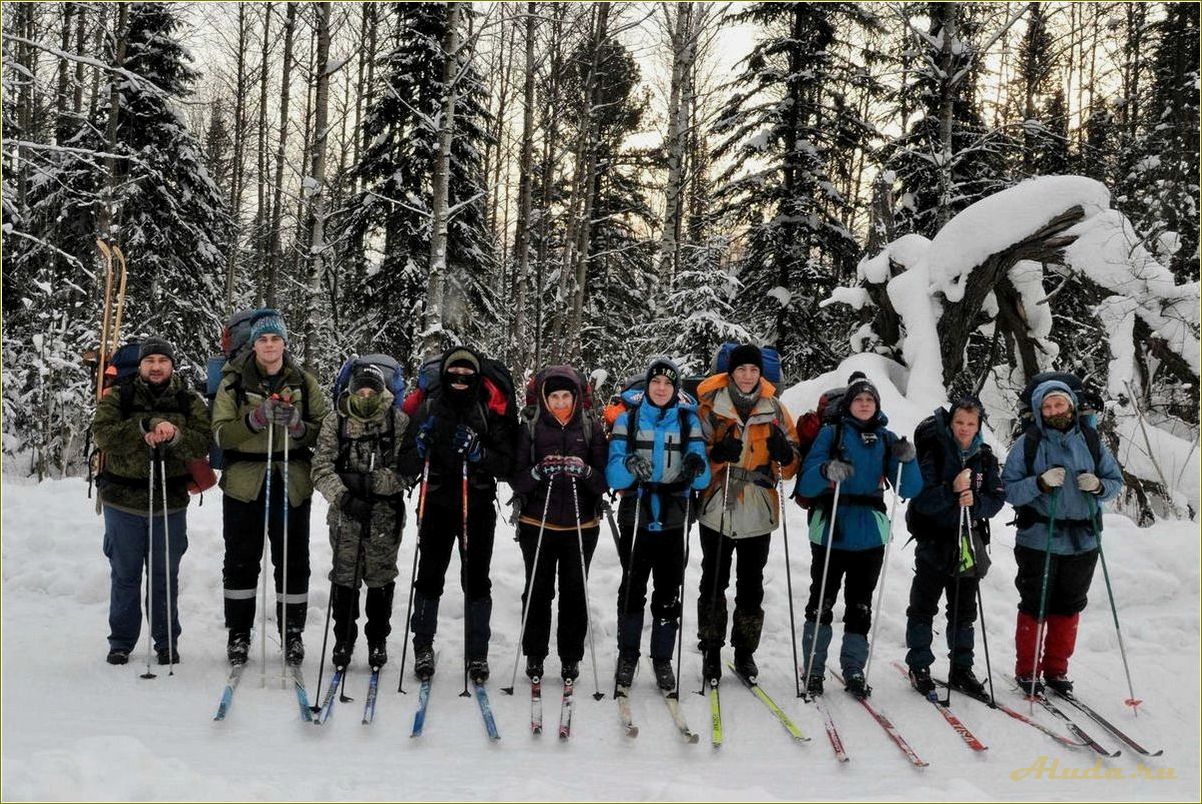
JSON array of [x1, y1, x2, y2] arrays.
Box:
[[332, 354, 407, 407], [711, 342, 783, 383]]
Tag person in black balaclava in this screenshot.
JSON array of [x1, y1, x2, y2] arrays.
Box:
[[396, 347, 518, 685]]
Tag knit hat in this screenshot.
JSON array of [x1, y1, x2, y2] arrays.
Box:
[[727, 344, 763, 374], [1041, 390, 1075, 410], [843, 376, 880, 413], [543, 375, 576, 398], [250, 312, 288, 344], [350, 364, 386, 395], [442, 347, 481, 375], [646, 357, 680, 388], [138, 337, 175, 365]]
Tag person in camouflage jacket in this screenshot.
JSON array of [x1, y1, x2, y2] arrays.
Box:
[[91, 338, 210, 665], [311, 363, 411, 670], [211, 313, 329, 665]]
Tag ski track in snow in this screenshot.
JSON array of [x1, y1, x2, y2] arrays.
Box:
[[2, 475, 1198, 801]]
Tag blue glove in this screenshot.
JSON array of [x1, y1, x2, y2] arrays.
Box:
[[454, 424, 484, 463], [415, 417, 435, 459]]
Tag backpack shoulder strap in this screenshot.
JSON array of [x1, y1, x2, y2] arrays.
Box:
[[1080, 424, 1103, 471], [1022, 426, 1042, 476], [118, 382, 136, 419], [625, 402, 641, 454]]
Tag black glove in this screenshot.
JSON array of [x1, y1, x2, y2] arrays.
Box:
[[710, 430, 743, 464], [767, 427, 794, 465], [339, 491, 373, 521], [339, 472, 370, 497], [453, 424, 484, 463], [681, 451, 707, 482], [624, 453, 653, 482]]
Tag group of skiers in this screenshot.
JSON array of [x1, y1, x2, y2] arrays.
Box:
[[92, 313, 1124, 703]]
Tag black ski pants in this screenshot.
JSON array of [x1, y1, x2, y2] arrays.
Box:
[[696, 526, 771, 655], [517, 522, 599, 663]]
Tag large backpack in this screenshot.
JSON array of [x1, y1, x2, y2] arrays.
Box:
[[331, 354, 406, 408], [790, 385, 848, 509], [711, 343, 783, 384], [602, 373, 696, 438], [402, 349, 517, 427], [519, 366, 600, 460], [205, 308, 280, 470]]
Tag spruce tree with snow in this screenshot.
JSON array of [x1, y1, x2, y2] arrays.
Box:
[[16, 2, 228, 370], [346, 3, 497, 369], [881, 2, 1009, 238], [711, 2, 884, 380], [1130, 2, 1200, 282], [1014, 2, 1068, 177]]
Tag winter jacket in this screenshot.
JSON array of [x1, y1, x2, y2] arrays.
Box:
[[1002, 380, 1123, 555], [509, 368, 609, 531], [92, 374, 211, 514], [395, 352, 518, 505], [695, 373, 800, 539], [907, 407, 1006, 574], [606, 388, 711, 531], [797, 410, 923, 552], [211, 351, 328, 506], [311, 389, 411, 536]]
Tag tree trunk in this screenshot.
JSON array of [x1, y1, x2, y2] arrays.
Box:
[[562, 3, 609, 362], [421, 3, 462, 358], [657, 2, 693, 287], [56, 3, 73, 143], [532, 3, 564, 369], [73, 2, 85, 115], [303, 2, 331, 367], [254, 3, 273, 302], [96, 3, 129, 241], [935, 1, 958, 231], [264, 2, 296, 309], [226, 4, 250, 312], [509, 2, 537, 369]]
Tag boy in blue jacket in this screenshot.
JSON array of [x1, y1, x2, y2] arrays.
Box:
[[1002, 379, 1122, 694], [607, 357, 711, 691], [797, 375, 922, 698]]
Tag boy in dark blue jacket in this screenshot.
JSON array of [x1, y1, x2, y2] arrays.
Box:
[[903, 397, 1005, 697], [607, 358, 711, 691], [796, 375, 922, 698]]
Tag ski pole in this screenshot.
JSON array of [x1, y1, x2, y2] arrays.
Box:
[[1029, 488, 1060, 704], [281, 417, 290, 688], [1090, 494, 1142, 712], [803, 480, 841, 698], [672, 492, 693, 699], [863, 461, 905, 688], [776, 461, 801, 698], [943, 504, 967, 706], [963, 505, 998, 706], [460, 458, 471, 697], [140, 447, 157, 680], [158, 448, 174, 675], [702, 454, 734, 688], [314, 508, 344, 711], [260, 421, 274, 687], [570, 475, 605, 700], [614, 485, 644, 695], [503, 472, 554, 694], [397, 456, 430, 694]]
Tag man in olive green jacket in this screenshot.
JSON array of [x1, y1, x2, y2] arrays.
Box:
[[211, 313, 328, 666], [92, 338, 210, 665]]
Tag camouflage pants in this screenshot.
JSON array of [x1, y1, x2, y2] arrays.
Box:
[[327, 501, 404, 588]]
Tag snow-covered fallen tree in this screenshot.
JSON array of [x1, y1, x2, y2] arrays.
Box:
[[823, 176, 1200, 523]]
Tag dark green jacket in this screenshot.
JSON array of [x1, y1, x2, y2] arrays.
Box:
[[91, 374, 211, 513], [211, 352, 328, 505]]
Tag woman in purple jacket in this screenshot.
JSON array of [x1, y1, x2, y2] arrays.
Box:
[[509, 367, 609, 683]]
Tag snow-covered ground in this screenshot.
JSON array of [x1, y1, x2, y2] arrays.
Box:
[[3, 465, 1197, 802]]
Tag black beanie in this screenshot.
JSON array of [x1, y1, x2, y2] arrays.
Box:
[[842, 376, 881, 413], [645, 357, 681, 407], [138, 338, 175, 366], [543, 375, 576, 398], [727, 344, 763, 374], [350, 364, 386, 394]]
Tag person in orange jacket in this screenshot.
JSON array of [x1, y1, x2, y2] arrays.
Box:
[[694, 344, 800, 683]]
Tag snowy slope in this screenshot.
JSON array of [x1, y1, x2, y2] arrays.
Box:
[[2, 467, 1198, 801]]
